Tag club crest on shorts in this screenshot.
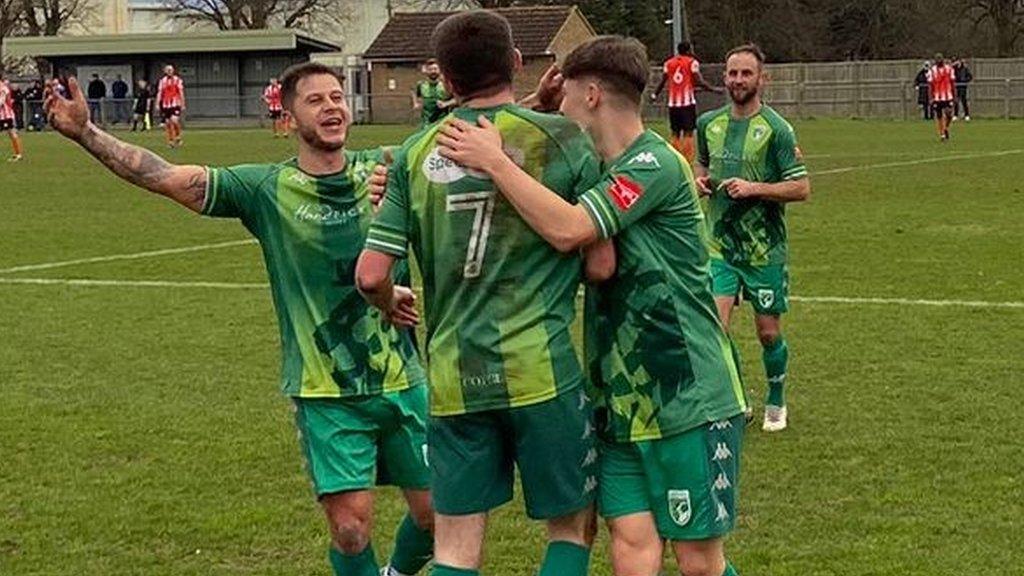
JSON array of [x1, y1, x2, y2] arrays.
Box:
[[667, 489, 692, 527], [757, 289, 775, 309]]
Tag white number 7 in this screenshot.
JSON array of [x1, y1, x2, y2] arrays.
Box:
[[446, 191, 496, 278]]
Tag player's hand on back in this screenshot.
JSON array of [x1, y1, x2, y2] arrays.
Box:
[[436, 116, 505, 173], [695, 175, 714, 197], [44, 77, 90, 141]]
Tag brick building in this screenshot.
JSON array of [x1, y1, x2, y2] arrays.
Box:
[[363, 5, 596, 124]]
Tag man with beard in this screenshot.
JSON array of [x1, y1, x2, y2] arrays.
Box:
[[433, 34, 747, 576], [412, 59, 454, 126], [694, 44, 811, 432], [44, 62, 435, 576]]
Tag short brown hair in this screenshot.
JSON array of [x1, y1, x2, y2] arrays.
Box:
[[280, 62, 344, 109], [725, 43, 766, 68], [431, 10, 515, 98], [561, 35, 649, 106], [424, 58, 438, 66]]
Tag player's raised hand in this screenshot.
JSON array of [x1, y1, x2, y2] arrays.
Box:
[[535, 64, 565, 111], [369, 163, 389, 214], [388, 286, 420, 328], [436, 116, 505, 172], [44, 77, 90, 141]]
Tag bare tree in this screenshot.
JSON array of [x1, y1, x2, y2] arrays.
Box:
[[20, 0, 95, 36], [166, 0, 349, 31], [964, 0, 1024, 56]]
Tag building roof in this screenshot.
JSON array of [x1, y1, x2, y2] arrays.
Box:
[[1, 29, 339, 59], [364, 5, 590, 61]]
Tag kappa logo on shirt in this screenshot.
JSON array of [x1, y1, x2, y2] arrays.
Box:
[[628, 151, 661, 168], [607, 174, 644, 211]]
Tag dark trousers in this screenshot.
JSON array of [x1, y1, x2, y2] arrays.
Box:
[[954, 88, 970, 118], [921, 102, 933, 120]]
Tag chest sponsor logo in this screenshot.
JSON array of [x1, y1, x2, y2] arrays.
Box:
[[294, 203, 363, 226], [628, 151, 661, 168], [607, 175, 644, 211], [668, 489, 692, 527], [423, 145, 525, 184]]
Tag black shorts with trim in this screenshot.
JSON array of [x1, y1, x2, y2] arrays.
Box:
[[160, 106, 182, 121], [0, 118, 13, 131], [931, 100, 953, 114], [268, 109, 283, 120], [669, 105, 697, 134]]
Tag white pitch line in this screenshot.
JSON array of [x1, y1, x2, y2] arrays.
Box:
[[2, 276, 1022, 310], [812, 149, 1024, 176], [0, 239, 257, 275], [791, 295, 1024, 309], [0, 277, 268, 289]]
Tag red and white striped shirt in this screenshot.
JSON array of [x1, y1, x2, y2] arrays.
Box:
[[0, 82, 14, 121], [157, 75, 185, 108], [928, 64, 955, 102], [263, 84, 283, 111], [663, 55, 701, 107]]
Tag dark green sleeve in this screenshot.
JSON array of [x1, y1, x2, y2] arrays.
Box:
[[578, 155, 677, 238], [202, 164, 273, 221], [365, 146, 411, 259], [769, 123, 808, 182], [696, 114, 711, 168]]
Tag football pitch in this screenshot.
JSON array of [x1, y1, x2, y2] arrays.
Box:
[[1, 119, 1023, 576]]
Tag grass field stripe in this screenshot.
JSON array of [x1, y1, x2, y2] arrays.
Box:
[[812, 149, 1024, 176], [0, 239, 257, 275], [791, 295, 1024, 309], [0, 277, 269, 289]]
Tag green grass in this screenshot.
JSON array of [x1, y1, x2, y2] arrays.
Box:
[[2, 119, 1023, 576]]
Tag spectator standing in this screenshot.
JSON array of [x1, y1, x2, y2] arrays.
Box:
[[23, 80, 44, 131], [132, 79, 152, 132], [914, 62, 932, 120], [111, 75, 130, 125], [952, 58, 973, 121], [86, 74, 107, 123], [11, 83, 24, 130]]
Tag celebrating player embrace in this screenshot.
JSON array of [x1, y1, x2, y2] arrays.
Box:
[[433, 35, 748, 576], [44, 64, 435, 576]]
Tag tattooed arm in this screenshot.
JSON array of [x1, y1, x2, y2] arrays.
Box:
[[45, 77, 207, 213]]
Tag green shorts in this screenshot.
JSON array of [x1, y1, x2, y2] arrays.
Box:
[[711, 258, 789, 315], [429, 389, 597, 520], [293, 385, 430, 497], [598, 414, 744, 541]]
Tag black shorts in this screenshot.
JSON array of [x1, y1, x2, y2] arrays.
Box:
[[669, 105, 697, 134], [160, 106, 182, 121], [0, 118, 13, 131], [931, 100, 953, 114], [268, 110, 282, 120]]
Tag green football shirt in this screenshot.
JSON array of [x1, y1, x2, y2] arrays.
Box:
[[203, 148, 426, 398], [367, 104, 601, 416], [416, 80, 449, 125], [696, 104, 807, 266], [579, 129, 747, 442]]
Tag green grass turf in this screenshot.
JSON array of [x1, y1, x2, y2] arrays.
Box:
[[2, 119, 1023, 575]]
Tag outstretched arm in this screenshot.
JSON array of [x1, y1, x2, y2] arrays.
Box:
[[651, 74, 667, 100], [45, 77, 207, 213], [694, 70, 723, 94]]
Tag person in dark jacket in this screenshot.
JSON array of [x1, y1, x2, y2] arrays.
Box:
[[952, 58, 973, 121], [111, 74, 130, 124], [23, 80, 44, 131], [131, 79, 152, 132], [914, 61, 932, 120], [86, 74, 106, 123]]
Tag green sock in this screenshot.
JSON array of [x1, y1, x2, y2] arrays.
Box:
[[388, 514, 434, 575], [538, 541, 590, 576], [762, 336, 788, 407], [723, 561, 739, 575], [430, 565, 478, 576], [329, 543, 378, 576]]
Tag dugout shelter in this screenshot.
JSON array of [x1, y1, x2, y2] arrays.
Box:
[[2, 30, 339, 121]]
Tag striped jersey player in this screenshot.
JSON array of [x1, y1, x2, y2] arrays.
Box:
[[157, 65, 185, 147], [0, 77, 23, 161], [928, 55, 956, 141], [651, 41, 721, 162], [262, 77, 287, 137]]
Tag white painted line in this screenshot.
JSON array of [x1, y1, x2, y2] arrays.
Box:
[[0, 239, 257, 275], [812, 149, 1024, 176], [2, 276, 1022, 310], [791, 295, 1024, 309], [0, 277, 268, 289]]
